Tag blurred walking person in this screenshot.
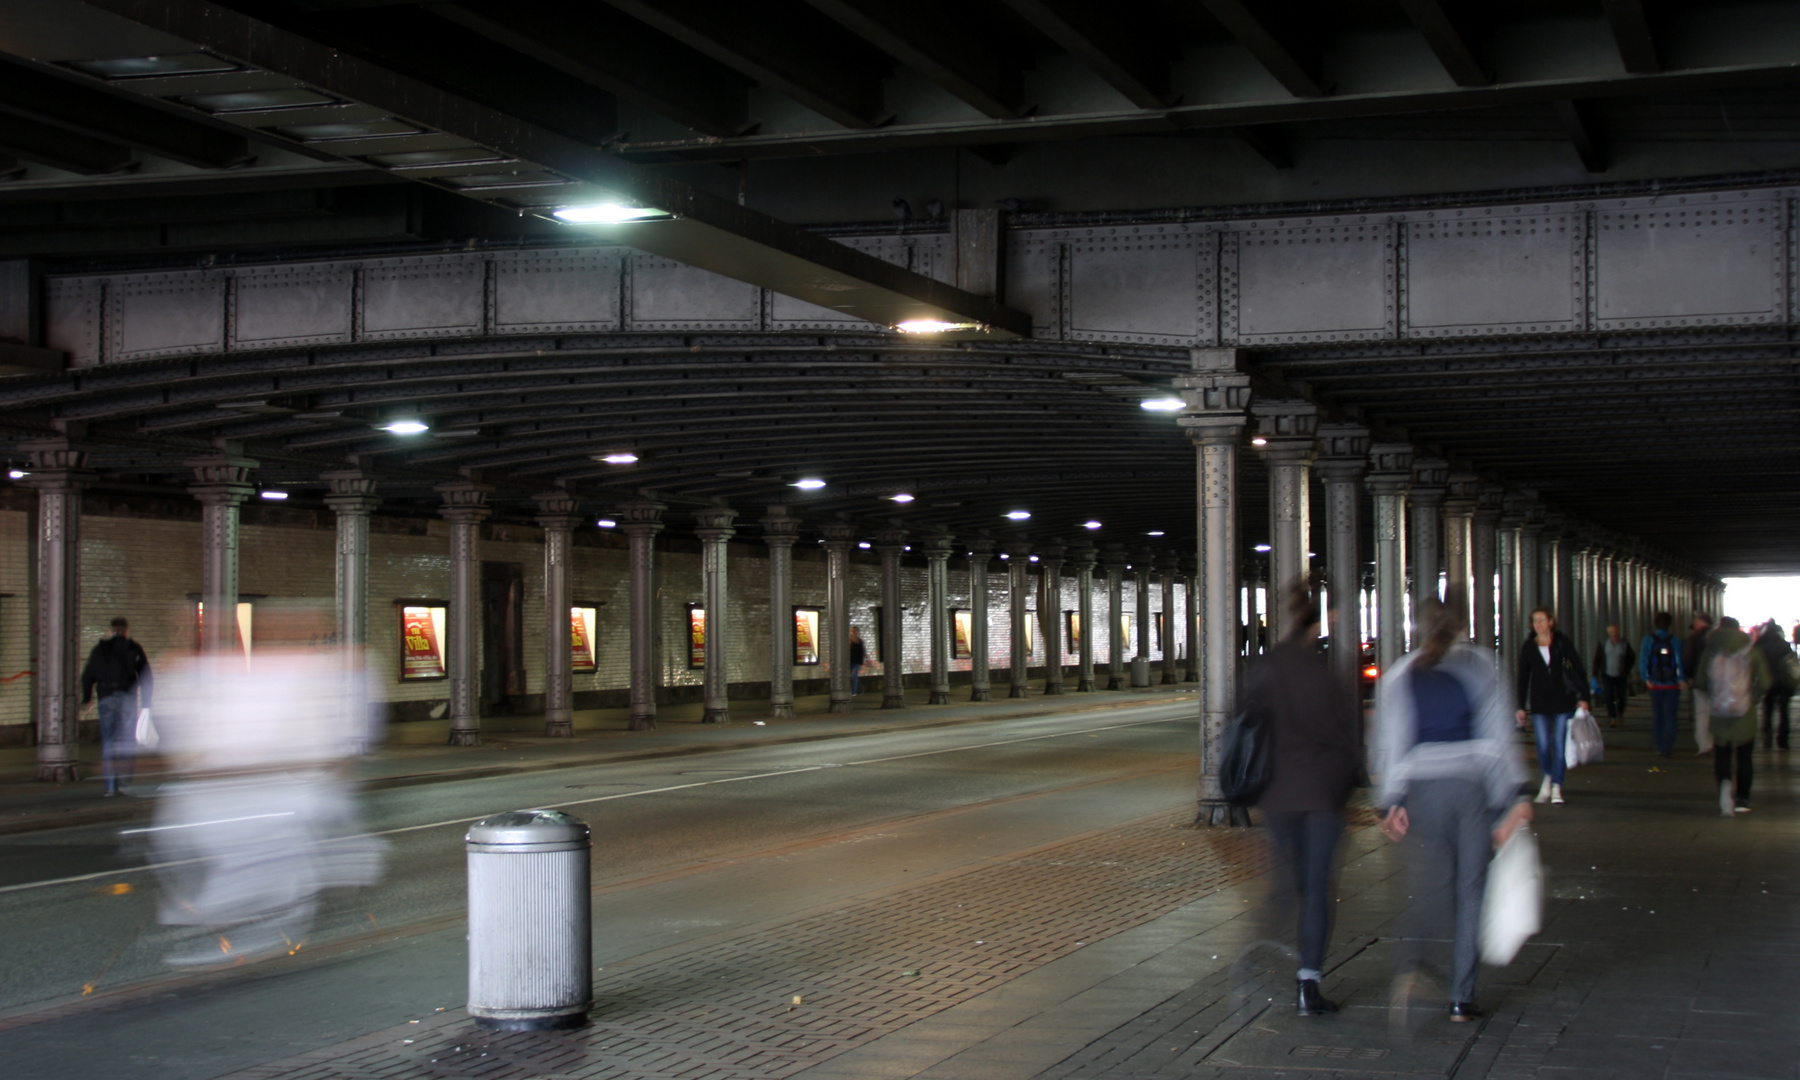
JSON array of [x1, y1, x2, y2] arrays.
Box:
[[849, 626, 866, 696], [1377, 591, 1532, 1023], [1686, 613, 1714, 754], [1239, 583, 1363, 1016], [80, 617, 153, 797], [1638, 613, 1686, 756], [1753, 619, 1793, 750], [1696, 616, 1769, 816], [1514, 607, 1588, 804], [1592, 624, 1634, 728]]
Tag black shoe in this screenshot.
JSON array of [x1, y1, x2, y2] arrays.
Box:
[[1449, 1001, 1482, 1022], [1297, 979, 1339, 1016]]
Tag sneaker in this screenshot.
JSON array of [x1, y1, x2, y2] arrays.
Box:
[[1550, 784, 1564, 804], [1535, 777, 1552, 804], [1734, 804, 1752, 813], [1720, 781, 1735, 818]]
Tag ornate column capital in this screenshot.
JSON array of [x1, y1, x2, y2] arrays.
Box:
[[437, 480, 493, 524], [188, 453, 259, 505], [1365, 442, 1414, 495], [616, 497, 666, 536], [1314, 423, 1370, 482], [1066, 541, 1097, 573], [1100, 543, 1130, 574], [965, 532, 995, 562], [1037, 541, 1066, 570], [1005, 540, 1033, 562], [19, 439, 92, 491], [820, 518, 859, 547], [1251, 399, 1320, 465], [1174, 369, 1252, 446], [760, 504, 802, 546], [693, 505, 739, 543], [872, 526, 908, 553], [1409, 456, 1450, 504], [919, 528, 956, 560], [1444, 472, 1482, 516], [1475, 483, 1506, 525], [532, 490, 583, 531], [323, 469, 380, 515]]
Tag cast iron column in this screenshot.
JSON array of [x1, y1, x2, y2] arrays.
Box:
[[534, 491, 582, 737], [1442, 473, 1479, 607], [966, 536, 994, 701], [23, 442, 90, 782], [1366, 443, 1413, 671], [619, 499, 665, 731], [1040, 543, 1067, 694], [821, 520, 857, 713], [1471, 486, 1502, 650], [1497, 498, 1524, 653], [1175, 355, 1251, 827], [761, 506, 800, 720], [1316, 424, 1369, 686], [1408, 457, 1449, 623], [190, 453, 258, 657], [1157, 552, 1181, 684], [1007, 542, 1032, 698], [875, 527, 908, 710], [1102, 544, 1128, 690], [1540, 515, 1565, 621], [324, 470, 379, 651], [1069, 542, 1097, 691], [1182, 556, 1201, 682], [1132, 548, 1154, 687], [1253, 400, 1319, 641], [438, 481, 492, 746], [695, 506, 738, 723], [923, 529, 954, 704], [1517, 502, 1544, 618]]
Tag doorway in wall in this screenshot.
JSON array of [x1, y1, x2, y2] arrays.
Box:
[[481, 561, 525, 714]]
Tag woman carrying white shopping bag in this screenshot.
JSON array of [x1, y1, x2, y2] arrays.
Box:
[[1375, 589, 1533, 1023]]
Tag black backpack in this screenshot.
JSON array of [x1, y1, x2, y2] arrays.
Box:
[[1220, 699, 1273, 807], [1646, 634, 1679, 684]]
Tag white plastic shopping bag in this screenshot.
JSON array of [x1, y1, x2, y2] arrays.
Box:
[[134, 707, 158, 751], [1564, 706, 1604, 768], [1480, 825, 1542, 966]]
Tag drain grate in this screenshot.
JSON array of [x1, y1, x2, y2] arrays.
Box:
[[1293, 1045, 1389, 1060]]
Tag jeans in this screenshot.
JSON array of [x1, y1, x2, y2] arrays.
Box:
[[1715, 742, 1753, 803], [97, 690, 136, 793], [1600, 674, 1629, 721], [1263, 809, 1342, 976], [1762, 686, 1792, 748], [850, 664, 862, 695], [1401, 778, 1492, 1005], [1530, 712, 1572, 785], [1649, 688, 1681, 755]]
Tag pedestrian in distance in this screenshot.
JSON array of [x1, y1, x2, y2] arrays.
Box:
[[848, 626, 866, 696], [1694, 616, 1769, 816], [1238, 582, 1363, 1017], [1514, 607, 1589, 804], [1752, 619, 1794, 750], [1685, 613, 1714, 755], [79, 616, 153, 797], [1638, 613, 1686, 756], [1377, 589, 1532, 1025], [1592, 624, 1635, 728]]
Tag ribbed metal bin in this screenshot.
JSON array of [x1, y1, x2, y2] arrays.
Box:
[[465, 810, 591, 1030]]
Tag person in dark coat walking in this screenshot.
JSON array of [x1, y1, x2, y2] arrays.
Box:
[[1753, 619, 1794, 750], [1514, 607, 1588, 805], [80, 616, 153, 796], [1240, 582, 1364, 1017], [848, 626, 866, 696]]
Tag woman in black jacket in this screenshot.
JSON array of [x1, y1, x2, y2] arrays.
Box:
[[1514, 606, 1589, 805]]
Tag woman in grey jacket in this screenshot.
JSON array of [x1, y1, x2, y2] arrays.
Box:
[[1376, 591, 1532, 1022]]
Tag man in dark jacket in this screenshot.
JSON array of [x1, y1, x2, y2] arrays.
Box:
[[80, 617, 153, 796], [1592, 624, 1635, 728], [1638, 613, 1685, 756], [1685, 613, 1713, 754], [1241, 583, 1362, 1017], [1754, 619, 1794, 750]]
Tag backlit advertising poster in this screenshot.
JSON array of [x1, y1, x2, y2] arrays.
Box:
[[570, 606, 598, 673], [793, 607, 821, 665], [1066, 611, 1080, 654], [400, 604, 447, 680], [688, 605, 706, 669], [952, 610, 972, 659], [1119, 614, 1133, 656]]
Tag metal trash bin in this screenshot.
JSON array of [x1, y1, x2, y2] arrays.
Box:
[[465, 810, 591, 1030]]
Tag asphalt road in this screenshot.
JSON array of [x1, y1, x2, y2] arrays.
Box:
[[0, 699, 1200, 1080]]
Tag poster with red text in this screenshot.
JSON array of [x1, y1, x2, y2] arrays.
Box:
[[402, 606, 446, 679]]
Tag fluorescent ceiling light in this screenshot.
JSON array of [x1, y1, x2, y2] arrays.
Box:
[[1139, 396, 1185, 412], [998, 553, 1010, 560], [7, 469, 27, 480], [597, 519, 617, 528], [1082, 520, 1102, 530], [791, 478, 826, 489], [260, 490, 289, 500], [378, 419, 429, 435], [1250, 436, 1269, 446], [1005, 510, 1031, 520], [1147, 530, 1165, 536], [895, 319, 980, 334], [889, 493, 914, 503], [1028, 555, 1040, 562], [1254, 544, 1272, 552], [858, 541, 872, 549], [600, 452, 638, 464], [553, 204, 670, 223]]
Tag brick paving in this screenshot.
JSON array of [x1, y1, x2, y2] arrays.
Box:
[[216, 808, 1281, 1080]]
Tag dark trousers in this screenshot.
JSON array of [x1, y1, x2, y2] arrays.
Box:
[[1649, 688, 1681, 755], [1401, 779, 1491, 1005], [1715, 742, 1753, 803], [1762, 687, 1792, 749], [1263, 809, 1342, 976], [96, 690, 136, 793], [1600, 674, 1629, 721]]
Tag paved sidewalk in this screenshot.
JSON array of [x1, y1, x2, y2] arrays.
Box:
[[190, 692, 1800, 1080], [0, 683, 1195, 835]]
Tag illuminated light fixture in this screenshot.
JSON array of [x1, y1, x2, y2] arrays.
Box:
[[791, 477, 826, 490], [1082, 520, 1102, 530], [1362, 664, 1381, 681], [1254, 543, 1272, 553], [889, 493, 914, 503], [1147, 530, 1165, 537], [895, 319, 981, 334], [260, 490, 289, 501], [7, 469, 26, 480], [378, 419, 429, 435], [1250, 436, 1269, 447], [597, 518, 618, 529], [1139, 396, 1185, 412], [553, 203, 671, 223], [998, 553, 1010, 560], [858, 541, 872, 550], [1028, 555, 1040, 563], [600, 452, 638, 464], [1004, 510, 1031, 520]]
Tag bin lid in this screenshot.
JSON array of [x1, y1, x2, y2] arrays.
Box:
[[465, 809, 589, 846]]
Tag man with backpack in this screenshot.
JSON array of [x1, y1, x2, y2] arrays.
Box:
[[1637, 613, 1684, 756], [1694, 616, 1769, 816], [79, 617, 153, 796]]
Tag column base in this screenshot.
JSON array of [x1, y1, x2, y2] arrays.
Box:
[[769, 703, 796, 720], [1186, 669, 1200, 683], [881, 695, 905, 710], [702, 708, 730, 724], [447, 728, 481, 747], [34, 762, 78, 783], [544, 719, 573, 738], [628, 713, 658, 731], [828, 698, 854, 714], [928, 690, 951, 705], [1078, 677, 1096, 692], [969, 688, 990, 702], [1044, 682, 1065, 695], [1009, 684, 1028, 699], [1161, 671, 1179, 685], [1106, 676, 1124, 690], [1195, 801, 1253, 828]]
